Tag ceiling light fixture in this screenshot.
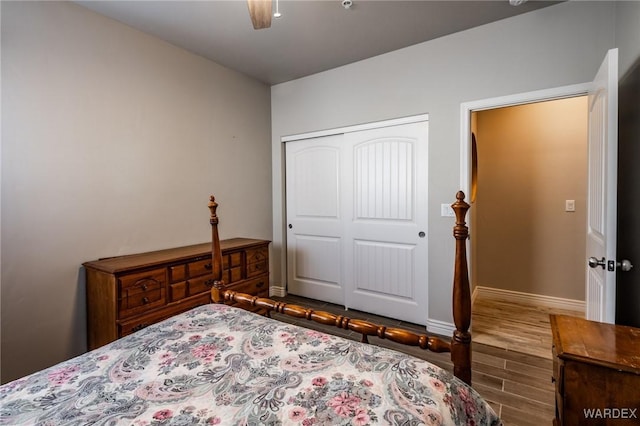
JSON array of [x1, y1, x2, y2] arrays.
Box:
[[342, 0, 353, 10], [509, 0, 528, 5], [274, 0, 282, 18]]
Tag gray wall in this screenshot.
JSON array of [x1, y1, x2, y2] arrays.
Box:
[[1, 1, 272, 383], [271, 1, 627, 327]]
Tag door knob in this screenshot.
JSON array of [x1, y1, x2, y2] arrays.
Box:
[[617, 259, 634, 272], [588, 257, 606, 269], [588, 257, 634, 272]]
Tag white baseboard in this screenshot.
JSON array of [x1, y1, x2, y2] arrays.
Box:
[[427, 319, 455, 337], [269, 285, 287, 298], [473, 285, 585, 313]]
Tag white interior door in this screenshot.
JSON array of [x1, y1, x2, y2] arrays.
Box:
[[586, 48, 618, 323], [285, 135, 346, 305], [285, 120, 429, 325], [343, 123, 429, 324]]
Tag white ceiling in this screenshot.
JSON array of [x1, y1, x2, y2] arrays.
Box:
[[76, 0, 560, 85]]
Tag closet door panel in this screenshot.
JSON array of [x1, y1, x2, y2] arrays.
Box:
[[285, 135, 345, 304], [344, 122, 429, 325]]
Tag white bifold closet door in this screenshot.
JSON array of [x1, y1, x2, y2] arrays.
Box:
[[285, 120, 429, 325]]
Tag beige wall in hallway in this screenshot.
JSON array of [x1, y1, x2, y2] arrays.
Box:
[[474, 97, 587, 300]]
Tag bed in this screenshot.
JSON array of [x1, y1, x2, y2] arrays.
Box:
[[0, 192, 501, 425]]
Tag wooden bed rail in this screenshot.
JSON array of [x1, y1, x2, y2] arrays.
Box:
[[208, 192, 472, 385], [213, 288, 452, 353]]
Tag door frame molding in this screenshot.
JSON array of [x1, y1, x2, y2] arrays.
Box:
[[459, 82, 592, 303], [282, 114, 428, 142], [459, 82, 592, 195]]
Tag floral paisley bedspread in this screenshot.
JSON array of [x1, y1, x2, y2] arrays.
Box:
[[0, 304, 501, 425]]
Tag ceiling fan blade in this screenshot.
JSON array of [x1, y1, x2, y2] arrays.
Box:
[[247, 0, 272, 30]]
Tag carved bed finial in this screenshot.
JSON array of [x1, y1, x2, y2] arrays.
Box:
[[208, 195, 219, 225]]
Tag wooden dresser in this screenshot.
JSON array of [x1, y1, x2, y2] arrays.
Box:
[[550, 314, 640, 425], [84, 238, 270, 350]]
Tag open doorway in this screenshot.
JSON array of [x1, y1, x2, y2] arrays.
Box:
[[468, 97, 588, 358]]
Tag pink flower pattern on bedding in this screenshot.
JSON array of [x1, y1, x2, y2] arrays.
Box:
[[0, 304, 501, 425]]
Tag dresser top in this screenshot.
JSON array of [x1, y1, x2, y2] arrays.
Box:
[[83, 238, 270, 274], [550, 314, 640, 374]]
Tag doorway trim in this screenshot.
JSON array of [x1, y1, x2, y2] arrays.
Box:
[[459, 82, 592, 195], [459, 82, 592, 307]]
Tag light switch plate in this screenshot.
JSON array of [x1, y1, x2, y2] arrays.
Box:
[[441, 204, 455, 217], [565, 200, 576, 212]]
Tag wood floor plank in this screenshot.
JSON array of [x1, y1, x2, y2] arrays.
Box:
[[502, 379, 554, 406], [473, 343, 553, 370], [500, 404, 554, 426], [472, 295, 582, 360], [473, 382, 555, 415], [472, 360, 554, 391]]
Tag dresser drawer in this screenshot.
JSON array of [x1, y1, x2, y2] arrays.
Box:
[[224, 265, 243, 284], [230, 275, 268, 296], [188, 274, 215, 296], [247, 260, 267, 278], [119, 293, 210, 336], [169, 264, 186, 283], [169, 281, 187, 302], [224, 252, 243, 269], [188, 258, 213, 278], [118, 269, 166, 318], [246, 247, 268, 265], [118, 268, 165, 291]]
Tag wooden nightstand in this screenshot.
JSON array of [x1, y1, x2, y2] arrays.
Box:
[[550, 314, 640, 425]]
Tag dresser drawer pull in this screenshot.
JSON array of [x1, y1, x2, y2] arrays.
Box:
[[204, 263, 212, 270], [256, 282, 264, 288], [205, 279, 215, 287], [142, 297, 149, 304], [142, 284, 148, 291]]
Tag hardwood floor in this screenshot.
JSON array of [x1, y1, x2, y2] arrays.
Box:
[[270, 294, 562, 426], [472, 295, 583, 359]]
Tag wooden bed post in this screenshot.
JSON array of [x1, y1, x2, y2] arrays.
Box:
[[208, 196, 226, 303], [451, 191, 472, 385]]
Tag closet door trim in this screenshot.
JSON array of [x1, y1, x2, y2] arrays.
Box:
[[282, 114, 429, 143]]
